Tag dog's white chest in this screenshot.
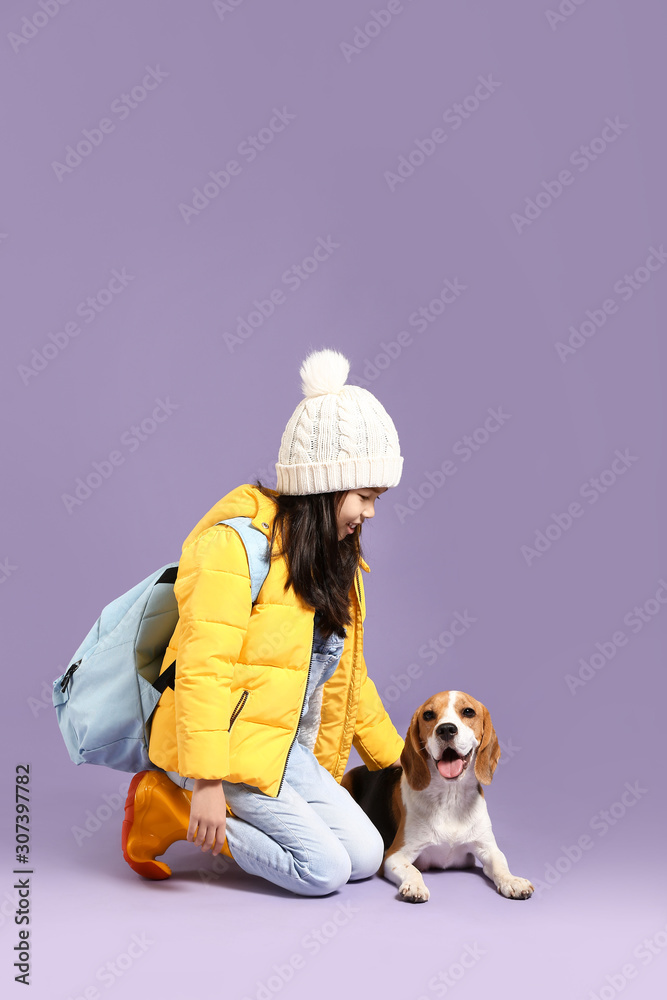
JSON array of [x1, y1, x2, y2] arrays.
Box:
[[403, 781, 488, 872], [412, 812, 477, 870], [416, 842, 475, 871]]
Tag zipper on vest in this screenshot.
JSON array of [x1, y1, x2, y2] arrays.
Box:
[[229, 690, 249, 729], [276, 621, 315, 797]]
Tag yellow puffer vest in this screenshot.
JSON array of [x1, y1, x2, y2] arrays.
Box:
[[148, 483, 404, 796]]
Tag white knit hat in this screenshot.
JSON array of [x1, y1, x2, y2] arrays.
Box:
[[275, 348, 403, 495]]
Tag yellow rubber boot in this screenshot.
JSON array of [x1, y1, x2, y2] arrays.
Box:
[[121, 770, 233, 880]]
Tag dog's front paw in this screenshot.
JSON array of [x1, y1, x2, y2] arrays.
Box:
[[398, 879, 430, 903], [496, 875, 534, 899]]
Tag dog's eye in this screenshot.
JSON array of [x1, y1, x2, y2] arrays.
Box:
[[461, 708, 475, 717], [423, 710, 436, 721]]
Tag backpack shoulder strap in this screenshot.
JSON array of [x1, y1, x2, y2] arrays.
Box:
[[151, 518, 271, 697], [214, 516, 271, 603]]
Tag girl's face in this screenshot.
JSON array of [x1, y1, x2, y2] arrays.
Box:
[[336, 487, 388, 541]]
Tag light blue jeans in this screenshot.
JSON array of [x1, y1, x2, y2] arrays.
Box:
[[165, 740, 385, 897]]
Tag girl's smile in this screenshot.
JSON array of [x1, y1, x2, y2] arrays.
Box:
[[336, 487, 388, 541]]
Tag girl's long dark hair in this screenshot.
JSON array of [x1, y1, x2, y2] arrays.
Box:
[[252, 478, 364, 641]]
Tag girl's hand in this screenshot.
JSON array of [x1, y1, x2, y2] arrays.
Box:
[[188, 778, 228, 856]]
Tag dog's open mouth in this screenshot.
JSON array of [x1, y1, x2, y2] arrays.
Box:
[[435, 747, 473, 780]]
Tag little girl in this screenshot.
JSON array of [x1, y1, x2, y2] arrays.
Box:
[[122, 347, 405, 896]]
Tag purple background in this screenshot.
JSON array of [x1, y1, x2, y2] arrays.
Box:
[[2, 0, 666, 997]]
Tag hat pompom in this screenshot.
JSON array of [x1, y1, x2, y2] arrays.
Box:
[[300, 348, 350, 398]]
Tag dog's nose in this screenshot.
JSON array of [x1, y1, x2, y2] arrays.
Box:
[[436, 723, 458, 740]]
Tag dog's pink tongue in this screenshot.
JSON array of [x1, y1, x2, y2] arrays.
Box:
[[437, 756, 463, 779]]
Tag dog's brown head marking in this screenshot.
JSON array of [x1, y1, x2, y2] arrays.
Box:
[[469, 696, 501, 785], [400, 703, 434, 790]]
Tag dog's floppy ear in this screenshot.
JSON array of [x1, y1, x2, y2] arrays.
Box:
[[474, 702, 501, 785], [400, 709, 431, 791]]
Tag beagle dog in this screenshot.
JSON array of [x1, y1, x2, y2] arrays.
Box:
[[341, 690, 534, 903]]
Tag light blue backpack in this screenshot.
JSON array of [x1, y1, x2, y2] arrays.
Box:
[[52, 517, 270, 773]]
